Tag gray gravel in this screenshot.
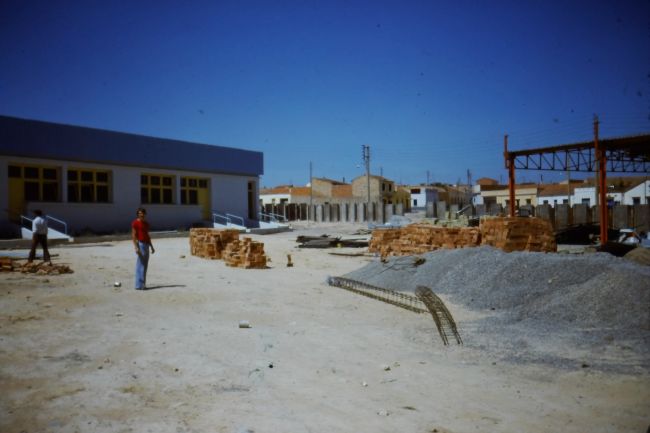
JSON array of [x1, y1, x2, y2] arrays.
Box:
[[343, 246, 650, 372]]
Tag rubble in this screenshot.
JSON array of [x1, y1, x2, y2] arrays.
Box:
[[1, 257, 73, 275]]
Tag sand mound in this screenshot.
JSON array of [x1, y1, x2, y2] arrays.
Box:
[[624, 247, 650, 266]]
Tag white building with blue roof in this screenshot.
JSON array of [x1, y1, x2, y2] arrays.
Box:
[[0, 115, 263, 237]]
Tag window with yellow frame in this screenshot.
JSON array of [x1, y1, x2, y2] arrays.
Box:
[[180, 177, 208, 205], [67, 169, 111, 203], [141, 174, 174, 204], [8, 164, 60, 202]]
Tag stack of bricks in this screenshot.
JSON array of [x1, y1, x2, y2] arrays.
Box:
[[223, 237, 268, 269], [368, 228, 402, 257], [369, 224, 481, 257], [189, 228, 240, 259], [480, 217, 556, 253], [1, 257, 15, 272], [369, 217, 556, 257]]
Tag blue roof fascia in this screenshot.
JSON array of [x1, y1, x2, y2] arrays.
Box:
[[0, 115, 263, 176]]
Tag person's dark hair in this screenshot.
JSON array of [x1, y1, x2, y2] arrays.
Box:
[[33, 209, 43, 216], [136, 207, 147, 216]]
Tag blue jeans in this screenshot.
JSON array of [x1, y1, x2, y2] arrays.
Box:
[[135, 241, 150, 290]]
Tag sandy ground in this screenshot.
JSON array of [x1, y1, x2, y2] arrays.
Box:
[[1, 222, 648, 433]]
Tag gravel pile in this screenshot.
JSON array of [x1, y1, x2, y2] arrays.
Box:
[[343, 247, 650, 370]]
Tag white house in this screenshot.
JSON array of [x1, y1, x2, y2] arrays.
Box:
[[536, 177, 646, 208], [407, 185, 438, 209], [622, 179, 650, 205], [0, 115, 263, 237]]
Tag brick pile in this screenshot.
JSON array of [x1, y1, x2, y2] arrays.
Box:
[[189, 228, 240, 259], [369, 217, 556, 257], [480, 217, 556, 253], [369, 224, 480, 257], [1, 257, 13, 272], [1, 257, 73, 275], [223, 237, 268, 269], [189, 229, 268, 269], [21, 262, 74, 275]]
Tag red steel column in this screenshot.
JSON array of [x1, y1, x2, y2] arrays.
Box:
[[504, 135, 516, 217], [595, 117, 607, 243]]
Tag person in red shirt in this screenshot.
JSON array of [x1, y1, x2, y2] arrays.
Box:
[[132, 208, 155, 290]]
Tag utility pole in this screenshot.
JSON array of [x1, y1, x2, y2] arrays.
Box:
[[426, 170, 430, 185], [362, 145, 371, 220], [309, 161, 313, 222]]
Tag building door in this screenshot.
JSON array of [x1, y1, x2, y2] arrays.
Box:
[[8, 166, 24, 222], [7, 164, 60, 222], [247, 181, 256, 220], [181, 177, 211, 219]]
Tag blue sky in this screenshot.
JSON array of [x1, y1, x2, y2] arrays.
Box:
[[1, 1, 648, 187]]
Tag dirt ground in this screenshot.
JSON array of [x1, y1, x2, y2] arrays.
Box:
[[1, 222, 648, 433]]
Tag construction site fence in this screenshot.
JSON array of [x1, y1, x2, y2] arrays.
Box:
[[261, 202, 650, 232]]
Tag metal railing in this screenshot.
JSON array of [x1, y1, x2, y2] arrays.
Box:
[[212, 212, 230, 226], [226, 213, 245, 227], [259, 211, 287, 223], [21, 214, 68, 235]]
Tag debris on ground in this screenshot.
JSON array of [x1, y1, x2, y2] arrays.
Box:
[[296, 235, 368, 248], [2, 257, 74, 275], [22, 261, 74, 275]]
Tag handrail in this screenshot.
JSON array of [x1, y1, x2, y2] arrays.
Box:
[[20, 215, 32, 230], [20, 214, 68, 235], [259, 211, 287, 223], [226, 213, 245, 227], [258, 212, 277, 223], [212, 212, 230, 225], [267, 212, 287, 222], [46, 215, 68, 235]]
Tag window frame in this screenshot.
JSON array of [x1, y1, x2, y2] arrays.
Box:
[[67, 168, 112, 203], [141, 173, 175, 205], [180, 176, 209, 205], [9, 164, 60, 202]]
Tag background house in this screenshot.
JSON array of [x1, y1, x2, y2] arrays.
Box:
[[407, 185, 438, 209]]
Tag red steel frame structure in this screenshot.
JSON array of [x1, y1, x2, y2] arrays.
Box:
[[503, 117, 650, 244]]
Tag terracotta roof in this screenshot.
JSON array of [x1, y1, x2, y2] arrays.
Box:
[[260, 186, 292, 195], [289, 186, 315, 197], [476, 177, 498, 186]]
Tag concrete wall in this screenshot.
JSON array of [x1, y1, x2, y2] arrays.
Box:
[[0, 156, 258, 235], [260, 201, 649, 234]]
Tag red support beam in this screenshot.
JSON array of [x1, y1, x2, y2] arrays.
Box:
[[504, 134, 516, 217], [595, 117, 608, 244]]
